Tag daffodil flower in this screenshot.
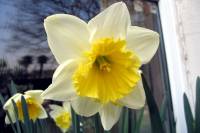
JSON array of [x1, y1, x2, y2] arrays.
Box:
[[3, 90, 47, 124], [49, 102, 71, 133], [42, 2, 159, 130]]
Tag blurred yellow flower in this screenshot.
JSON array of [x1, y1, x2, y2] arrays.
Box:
[[49, 102, 71, 133], [42, 2, 159, 130], [4, 90, 47, 124]]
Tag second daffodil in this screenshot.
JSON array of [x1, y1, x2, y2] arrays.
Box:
[[42, 2, 159, 130], [49, 102, 71, 133], [4, 90, 47, 124]]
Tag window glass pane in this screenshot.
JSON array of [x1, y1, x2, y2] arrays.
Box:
[[0, 0, 175, 133], [0, 0, 100, 132], [0, 0, 100, 89]]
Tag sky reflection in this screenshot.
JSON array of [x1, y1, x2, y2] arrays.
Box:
[[0, 0, 100, 69]]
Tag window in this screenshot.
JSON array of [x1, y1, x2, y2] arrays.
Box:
[[0, 0, 175, 132]]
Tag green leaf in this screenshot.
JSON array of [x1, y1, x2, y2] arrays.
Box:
[[118, 108, 124, 133], [0, 93, 5, 105], [104, 131, 111, 133], [72, 108, 80, 133], [160, 96, 167, 123], [183, 93, 194, 133], [12, 100, 22, 133], [35, 120, 42, 133], [32, 121, 36, 133], [5, 110, 17, 133], [94, 114, 100, 133], [134, 107, 144, 133], [142, 74, 164, 133], [131, 111, 136, 133], [21, 122, 26, 133], [195, 77, 200, 133], [41, 119, 49, 133], [123, 108, 129, 133], [9, 81, 18, 95], [21, 96, 32, 133], [38, 119, 47, 133]]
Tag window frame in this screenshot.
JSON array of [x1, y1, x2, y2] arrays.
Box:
[[159, 0, 188, 132]]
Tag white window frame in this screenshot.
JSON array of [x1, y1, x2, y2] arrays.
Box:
[[159, 0, 187, 132]]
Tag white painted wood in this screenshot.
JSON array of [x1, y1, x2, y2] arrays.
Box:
[[159, 0, 188, 132], [175, 0, 200, 108]]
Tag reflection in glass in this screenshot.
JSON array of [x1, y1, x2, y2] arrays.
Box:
[[0, 0, 174, 133], [0, 1, 100, 132]]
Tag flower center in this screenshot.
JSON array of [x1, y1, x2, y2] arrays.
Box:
[[55, 112, 71, 129], [95, 56, 111, 72], [73, 38, 141, 103], [16, 97, 41, 121]]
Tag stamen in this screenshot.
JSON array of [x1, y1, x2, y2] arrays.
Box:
[[95, 56, 111, 72]]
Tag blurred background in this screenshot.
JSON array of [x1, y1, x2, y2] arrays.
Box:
[[0, 0, 176, 132]]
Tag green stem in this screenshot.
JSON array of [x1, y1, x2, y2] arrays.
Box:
[[134, 107, 145, 133], [142, 74, 164, 133], [21, 96, 32, 133], [123, 108, 129, 133], [94, 114, 100, 133], [5, 111, 17, 133], [72, 108, 80, 133], [12, 100, 22, 133]]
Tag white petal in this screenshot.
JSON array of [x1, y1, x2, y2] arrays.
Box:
[[49, 104, 64, 119], [5, 115, 11, 124], [38, 105, 48, 119], [99, 103, 122, 131], [127, 26, 159, 64], [44, 14, 90, 64], [5, 111, 16, 124], [25, 90, 44, 104], [49, 103, 71, 120], [71, 97, 101, 117], [4, 93, 22, 124], [41, 59, 77, 101], [61, 128, 68, 133], [63, 101, 71, 113], [52, 59, 76, 81], [49, 104, 70, 133], [3, 93, 22, 110], [88, 2, 130, 41], [49, 104, 64, 113], [118, 80, 146, 109]]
